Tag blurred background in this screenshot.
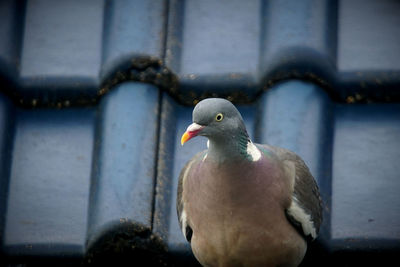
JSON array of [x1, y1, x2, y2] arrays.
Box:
[[0, 0, 399, 266]]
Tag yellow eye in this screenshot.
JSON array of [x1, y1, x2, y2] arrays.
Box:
[[215, 113, 224, 122]]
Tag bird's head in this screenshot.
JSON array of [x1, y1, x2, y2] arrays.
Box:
[[181, 98, 248, 145]]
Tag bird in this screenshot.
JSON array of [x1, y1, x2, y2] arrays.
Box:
[[177, 98, 323, 267]]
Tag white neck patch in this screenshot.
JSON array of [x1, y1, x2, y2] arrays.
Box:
[[246, 141, 261, 161]]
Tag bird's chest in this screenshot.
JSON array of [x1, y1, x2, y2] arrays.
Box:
[[185, 159, 289, 220], [184, 159, 300, 266], [185, 159, 290, 229]]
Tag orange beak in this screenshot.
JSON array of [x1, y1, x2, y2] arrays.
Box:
[[181, 123, 205, 145]]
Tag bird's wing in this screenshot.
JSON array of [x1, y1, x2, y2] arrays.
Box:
[[258, 144, 323, 241], [176, 150, 206, 242]]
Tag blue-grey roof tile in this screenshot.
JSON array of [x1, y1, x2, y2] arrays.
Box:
[[0, 0, 399, 265], [0, 0, 23, 81], [331, 104, 400, 244], [100, 0, 167, 79], [4, 107, 95, 257], [336, 0, 400, 100], [87, 82, 159, 248]]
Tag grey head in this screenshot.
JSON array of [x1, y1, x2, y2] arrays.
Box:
[[182, 98, 250, 162], [193, 98, 248, 140]]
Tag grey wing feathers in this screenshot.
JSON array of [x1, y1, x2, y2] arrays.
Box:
[[176, 150, 205, 242], [259, 144, 323, 240]]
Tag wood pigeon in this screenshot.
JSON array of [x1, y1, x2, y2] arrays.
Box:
[[177, 98, 323, 267]]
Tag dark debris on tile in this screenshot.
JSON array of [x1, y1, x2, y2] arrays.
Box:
[[0, 0, 399, 266]]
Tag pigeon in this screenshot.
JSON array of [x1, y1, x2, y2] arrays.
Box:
[[177, 98, 323, 267]]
